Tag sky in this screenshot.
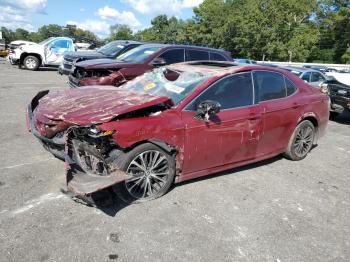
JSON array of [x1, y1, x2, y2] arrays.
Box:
[[0, 0, 203, 38]]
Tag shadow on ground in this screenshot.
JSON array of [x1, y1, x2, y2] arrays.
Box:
[[96, 155, 285, 217], [330, 110, 350, 125]]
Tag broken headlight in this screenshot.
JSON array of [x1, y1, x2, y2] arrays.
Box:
[[88, 125, 115, 138]]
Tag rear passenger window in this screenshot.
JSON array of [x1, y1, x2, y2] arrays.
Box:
[[285, 78, 297, 96], [254, 71, 286, 102], [158, 49, 184, 65], [301, 72, 311, 82], [186, 72, 253, 111], [210, 52, 227, 61], [186, 49, 209, 61], [311, 72, 325, 82]]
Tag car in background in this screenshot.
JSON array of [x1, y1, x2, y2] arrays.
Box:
[[7, 40, 37, 64], [303, 65, 328, 73], [9, 37, 75, 70], [59, 40, 142, 75], [0, 39, 8, 57], [27, 61, 328, 205], [279, 66, 330, 87], [74, 42, 91, 51], [234, 58, 257, 64], [68, 43, 232, 88], [321, 73, 350, 116]]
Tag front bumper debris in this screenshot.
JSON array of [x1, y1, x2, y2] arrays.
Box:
[[26, 90, 65, 160], [27, 92, 133, 206], [330, 96, 350, 113], [64, 127, 131, 205], [68, 75, 80, 88]]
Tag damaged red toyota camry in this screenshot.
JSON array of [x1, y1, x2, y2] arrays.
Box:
[[27, 61, 329, 204]]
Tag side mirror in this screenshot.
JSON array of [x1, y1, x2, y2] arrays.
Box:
[[151, 57, 166, 67], [194, 100, 221, 121]]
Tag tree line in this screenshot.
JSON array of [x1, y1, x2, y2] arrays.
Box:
[[1, 0, 350, 63]]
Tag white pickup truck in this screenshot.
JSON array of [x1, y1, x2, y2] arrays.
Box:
[[9, 37, 74, 70]]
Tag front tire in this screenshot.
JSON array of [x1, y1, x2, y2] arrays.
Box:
[[23, 55, 39, 70], [284, 120, 315, 161], [112, 143, 175, 204]]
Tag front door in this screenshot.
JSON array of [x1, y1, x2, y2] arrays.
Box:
[[45, 39, 73, 65], [181, 72, 263, 174]]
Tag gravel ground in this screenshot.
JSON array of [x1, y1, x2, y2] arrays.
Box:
[[0, 58, 350, 262]]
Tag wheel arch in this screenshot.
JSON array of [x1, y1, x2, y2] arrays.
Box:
[[20, 52, 42, 66], [298, 113, 319, 144], [126, 139, 177, 155]]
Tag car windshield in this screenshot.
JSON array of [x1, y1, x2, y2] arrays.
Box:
[[98, 42, 125, 56], [117, 45, 162, 63], [122, 67, 211, 105]]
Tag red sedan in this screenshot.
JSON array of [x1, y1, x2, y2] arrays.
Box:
[[27, 61, 329, 205]]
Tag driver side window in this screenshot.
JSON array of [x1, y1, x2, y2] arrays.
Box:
[[186, 72, 254, 111]]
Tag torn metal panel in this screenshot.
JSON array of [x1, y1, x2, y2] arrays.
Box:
[[65, 128, 132, 196]]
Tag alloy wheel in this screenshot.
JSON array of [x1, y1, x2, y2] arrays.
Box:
[[25, 58, 37, 69], [125, 150, 170, 199], [293, 125, 314, 158]]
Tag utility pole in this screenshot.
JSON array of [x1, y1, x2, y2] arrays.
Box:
[[288, 50, 292, 63]]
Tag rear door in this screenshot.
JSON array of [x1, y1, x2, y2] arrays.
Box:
[[181, 72, 263, 173], [253, 71, 300, 156]]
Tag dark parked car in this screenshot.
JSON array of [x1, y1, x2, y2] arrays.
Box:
[[68, 43, 232, 88], [59, 40, 142, 75], [322, 76, 350, 116], [27, 61, 329, 205]]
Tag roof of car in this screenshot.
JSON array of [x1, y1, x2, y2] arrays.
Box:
[[109, 40, 142, 45], [138, 43, 230, 53], [166, 61, 288, 77], [279, 66, 322, 73]]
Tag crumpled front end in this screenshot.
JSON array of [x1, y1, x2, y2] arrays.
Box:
[[64, 126, 131, 206], [69, 67, 127, 88]]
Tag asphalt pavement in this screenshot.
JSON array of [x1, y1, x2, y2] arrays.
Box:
[[0, 58, 350, 262]]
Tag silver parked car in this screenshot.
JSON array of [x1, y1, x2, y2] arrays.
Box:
[[279, 66, 329, 87]]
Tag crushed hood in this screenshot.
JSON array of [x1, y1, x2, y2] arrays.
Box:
[[75, 59, 138, 70], [34, 86, 173, 125]]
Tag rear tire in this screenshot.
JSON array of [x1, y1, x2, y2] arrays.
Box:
[[112, 143, 175, 204], [23, 55, 39, 70], [284, 120, 315, 161]]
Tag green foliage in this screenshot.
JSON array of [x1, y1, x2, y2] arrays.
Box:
[[108, 24, 134, 41], [1, 24, 100, 47], [341, 47, 350, 63], [1, 0, 349, 63]]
